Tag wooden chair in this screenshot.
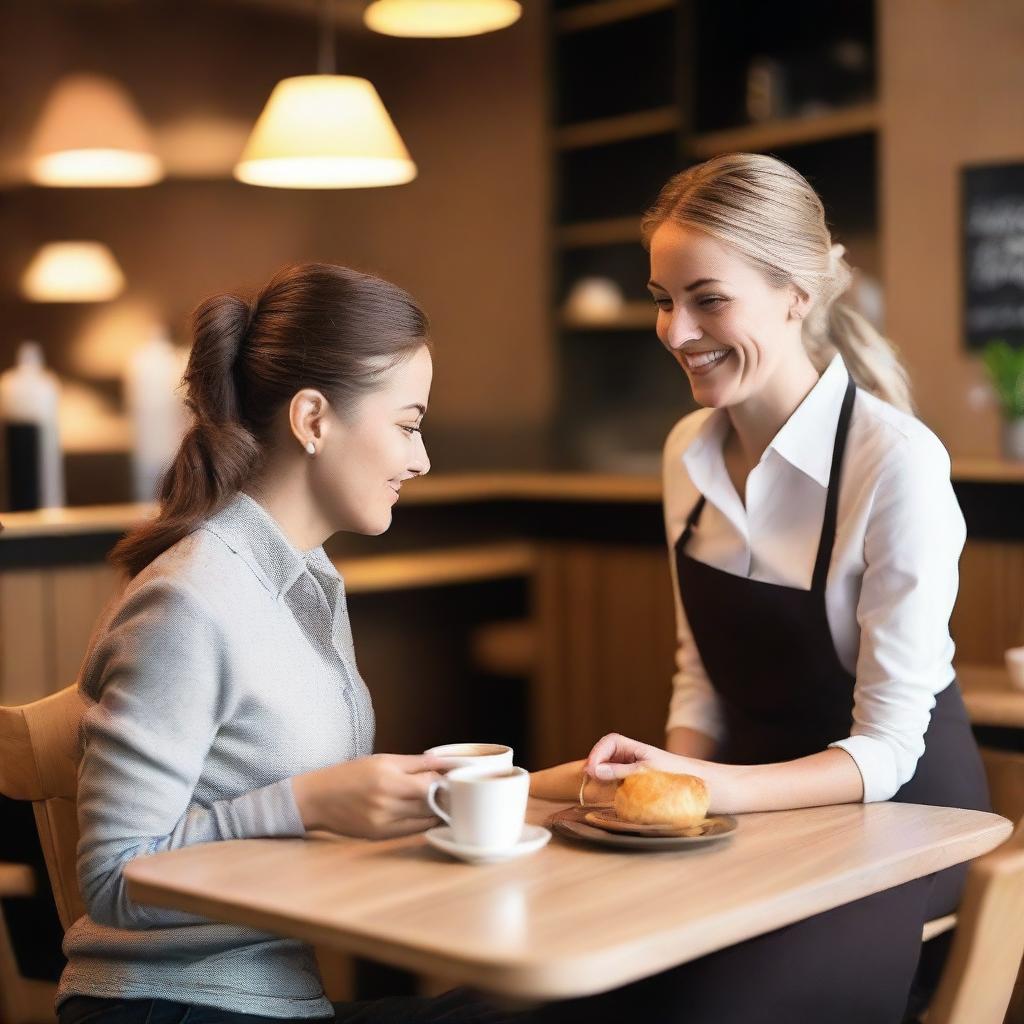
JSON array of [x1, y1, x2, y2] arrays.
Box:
[[923, 746, 1024, 1024], [0, 685, 355, 1002], [0, 687, 87, 933]]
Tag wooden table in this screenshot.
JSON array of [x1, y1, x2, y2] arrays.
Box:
[[124, 799, 1011, 1000], [958, 663, 1024, 728]]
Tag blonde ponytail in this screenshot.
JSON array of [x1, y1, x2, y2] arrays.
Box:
[[801, 244, 914, 413], [643, 154, 914, 414]]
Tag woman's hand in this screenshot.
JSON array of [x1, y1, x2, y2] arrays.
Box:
[[585, 733, 736, 809], [585, 733, 696, 782], [291, 753, 445, 839]]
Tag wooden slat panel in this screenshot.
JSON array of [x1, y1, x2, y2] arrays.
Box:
[[0, 571, 51, 705], [532, 544, 675, 768], [953, 541, 1024, 664], [51, 564, 121, 688]]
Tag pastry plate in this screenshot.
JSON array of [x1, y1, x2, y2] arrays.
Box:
[[548, 806, 737, 851], [584, 808, 737, 839]]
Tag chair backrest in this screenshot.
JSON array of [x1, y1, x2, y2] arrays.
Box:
[[0, 685, 88, 930], [928, 747, 1024, 1024]]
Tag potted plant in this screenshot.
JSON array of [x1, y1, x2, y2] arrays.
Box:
[[982, 340, 1024, 460]]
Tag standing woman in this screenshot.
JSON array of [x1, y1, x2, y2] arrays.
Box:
[[581, 154, 989, 1022], [57, 264, 504, 1024]]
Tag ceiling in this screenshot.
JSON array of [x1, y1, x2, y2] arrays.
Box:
[[217, 0, 369, 29]]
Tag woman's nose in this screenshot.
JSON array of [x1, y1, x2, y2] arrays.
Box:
[[665, 309, 702, 351], [410, 436, 430, 477]]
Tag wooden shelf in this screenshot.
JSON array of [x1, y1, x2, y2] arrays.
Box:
[[556, 107, 679, 151], [555, 0, 675, 34], [560, 301, 657, 331], [687, 102, 881, 158], [951, 456, 1024, 483], [956, 662, 1024, 728], [557, 216, 642, 249], [0, 862, 35, 897]]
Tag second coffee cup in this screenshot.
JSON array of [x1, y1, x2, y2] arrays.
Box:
[[424, 742, 513, 771], [426, 765, 529, 850]]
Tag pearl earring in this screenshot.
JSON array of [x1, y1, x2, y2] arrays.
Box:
[[305, 441, 316, 456]]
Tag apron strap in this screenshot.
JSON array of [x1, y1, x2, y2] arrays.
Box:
[[679, 494, 707, 546], [811, 376, 857, 594]]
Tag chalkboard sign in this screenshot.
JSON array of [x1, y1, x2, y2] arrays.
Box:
[[963, 162, 1024, 350]]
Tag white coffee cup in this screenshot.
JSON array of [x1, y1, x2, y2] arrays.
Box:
[[427, 765, 529, 850], [423, 742, 513, 772]]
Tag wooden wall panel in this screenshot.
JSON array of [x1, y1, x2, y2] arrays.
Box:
[[953, 542, 1024, 665], [531, 544, 677, 769], [51, 564, 122, 688], [0, 571, 50, 705], [881, 0, 1024, 458], [1, 564, 122, 705]]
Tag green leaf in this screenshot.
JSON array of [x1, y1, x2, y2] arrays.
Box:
[[982, 340, 1024, 419]]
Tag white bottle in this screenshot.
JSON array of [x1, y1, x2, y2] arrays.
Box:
[[126, 328, 188, 502], [0, 342, 64, 510]]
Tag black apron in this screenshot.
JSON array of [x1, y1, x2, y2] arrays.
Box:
[[666, 376, 989, 1022]]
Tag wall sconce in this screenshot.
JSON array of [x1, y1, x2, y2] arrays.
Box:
[[27, 73, 163, 187], [21, 242, 126, 302]]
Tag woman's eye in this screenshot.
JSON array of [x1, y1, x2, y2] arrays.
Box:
[[698, 296, 726, 309], [651, 297, 672, 310], [401, 425, 422, 436]]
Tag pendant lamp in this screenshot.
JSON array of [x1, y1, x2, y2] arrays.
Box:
[[364, 0, 522, 37], [234, 0, 415, 189], [21, 242, 126, 302], [28, 73, 163, 187]]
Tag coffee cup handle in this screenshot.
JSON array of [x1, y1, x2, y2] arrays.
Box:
[[427, 780, 452, 826]]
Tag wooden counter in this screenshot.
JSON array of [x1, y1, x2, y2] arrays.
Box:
[[2, 458, 1021, 540], [3, 469, 1023, 767]]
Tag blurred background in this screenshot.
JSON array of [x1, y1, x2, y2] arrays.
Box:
[[1, 0, 1024, 1013], [0, 0, 1022, 499]]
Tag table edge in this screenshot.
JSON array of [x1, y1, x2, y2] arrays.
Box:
[[125, 810, 1012, 999]]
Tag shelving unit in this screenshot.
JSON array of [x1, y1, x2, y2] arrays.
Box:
[[548, 0, 882, 468], [687, 101, 880, 158], [556, 106, 680, 151]]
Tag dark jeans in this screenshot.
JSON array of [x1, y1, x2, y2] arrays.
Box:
[[59, 993, 511, 1024]]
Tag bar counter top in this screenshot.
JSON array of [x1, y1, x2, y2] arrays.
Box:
[[1, 457, 1023, 541]]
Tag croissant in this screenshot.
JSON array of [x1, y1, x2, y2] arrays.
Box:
[[614, 768, 709, 827]]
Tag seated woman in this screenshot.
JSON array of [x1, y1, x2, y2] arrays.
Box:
[[529, 154, 989, 1024], [57, 263, 505, 1024]]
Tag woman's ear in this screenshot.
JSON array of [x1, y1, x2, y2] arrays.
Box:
[[788, 284, 813, 323], [288, 389, 331, 453]]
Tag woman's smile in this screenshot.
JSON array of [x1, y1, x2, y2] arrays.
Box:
[[682, 348, 732, 375]]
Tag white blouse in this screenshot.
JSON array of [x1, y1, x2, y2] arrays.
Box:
[[663, 355, 966, 803]]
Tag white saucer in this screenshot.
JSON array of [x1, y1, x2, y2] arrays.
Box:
[[424, 824, 551, 864]]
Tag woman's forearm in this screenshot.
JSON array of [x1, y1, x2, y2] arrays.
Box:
[[707, 747, 864, 814], [529, 759, 617, 804]]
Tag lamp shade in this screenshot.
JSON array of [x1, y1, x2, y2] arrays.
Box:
[[233, 75, 416, 189], [21, 242, 126, 302], [28, 73, 163, 187], [364, 0, 522, 38]]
